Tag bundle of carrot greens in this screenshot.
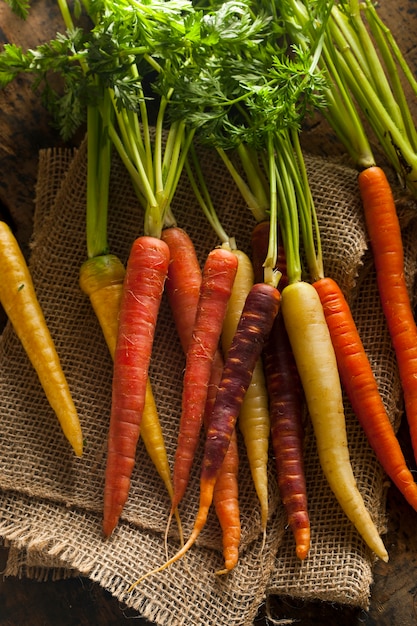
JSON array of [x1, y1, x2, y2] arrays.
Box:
[[1, 0, 417, 619]]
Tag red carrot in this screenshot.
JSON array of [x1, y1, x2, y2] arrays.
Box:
[[129, 281, 280, 587], [263, 311, 310, 559], [314, 274, 417, 512], [358, 165, 417, 464], [103, 236, 170, 537], [171, 245, 238, 511], [251, 220, 310, 560]]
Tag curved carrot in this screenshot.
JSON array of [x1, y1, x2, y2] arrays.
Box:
[[103, 235, 170, 537], [221, 248, 271, 535], [281, 280, 388, 562], [129, 281, 280, 588], [314, 275, 417, 512], [358, 165, 417, 464], [171, 245, 238, 512], [252, 221, 310, 560], [79, 253, 182, 539], [0, 220, 83, 456]]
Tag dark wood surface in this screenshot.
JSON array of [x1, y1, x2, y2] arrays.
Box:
[[1, 1, 417, 624]]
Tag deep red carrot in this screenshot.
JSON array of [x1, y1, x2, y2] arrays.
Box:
[[358, 165, 417, 464], [103, 235, 170, 537], [314, 274, 417, 512], [251, 221, 310, 560], [129, 281, 280, 587], [171, 245, 238, 511], [263, 311, 310, 559]]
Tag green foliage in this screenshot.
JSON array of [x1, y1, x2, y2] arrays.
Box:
[[4, 0, 30, 19]]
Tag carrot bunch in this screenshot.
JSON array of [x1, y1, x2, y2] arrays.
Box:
[[6, 0, 417, 590], [280, 0, 417, 514]]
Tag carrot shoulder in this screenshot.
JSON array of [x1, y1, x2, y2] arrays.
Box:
[[314, 275, 417, 512], [0, 220, 83, 457], [103, 235, 170, 537], [358, 165, 417, 464]]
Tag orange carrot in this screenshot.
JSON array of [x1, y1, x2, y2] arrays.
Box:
[[358, 165, 417, 464], [161, 228, 241, 571], [251, 221, 310, 560], [0, 220, 83, 456], [103, 235, 170, 537], [314, 274, 417, 512], [129, 281, 280, 587], [79, 253, 183, 539], [170, 245, 238, 512]]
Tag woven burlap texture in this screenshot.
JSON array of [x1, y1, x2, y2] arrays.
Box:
[[1, 137, 417, 624]]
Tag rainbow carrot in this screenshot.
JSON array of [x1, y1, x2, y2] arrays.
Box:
[[103, 235, 170, 537]]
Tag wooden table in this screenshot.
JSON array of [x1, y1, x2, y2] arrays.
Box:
[[1, 1, 417, 624]]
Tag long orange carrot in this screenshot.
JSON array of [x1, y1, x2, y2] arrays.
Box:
[[129, 281, 280, 588], [314, 274, 417, 512], [79, 253, 183, 539], [103, 235, 170, 537], [162, 227, 241, 570], [358, 165, 417, 464], [170, 245, 238, 513], [0, 220, 83, 456]]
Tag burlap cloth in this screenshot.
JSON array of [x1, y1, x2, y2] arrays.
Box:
[[1, 137, 417, 624]]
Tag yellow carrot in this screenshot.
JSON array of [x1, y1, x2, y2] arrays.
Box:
[[281, 280, 388, 562], [0, 220, 83, 456]]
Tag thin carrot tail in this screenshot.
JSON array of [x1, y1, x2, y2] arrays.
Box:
[[128, 476, 216, 591]]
